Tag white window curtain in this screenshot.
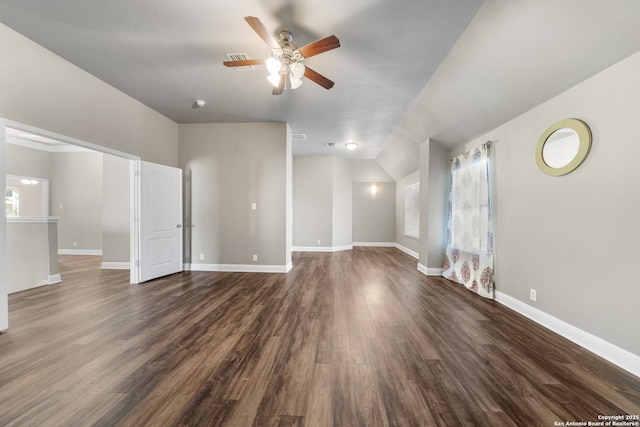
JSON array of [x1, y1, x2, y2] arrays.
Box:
[[442, 144, 494, 299]]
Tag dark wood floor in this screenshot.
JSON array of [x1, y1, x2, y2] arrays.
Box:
[[0, 249, 638, 426]]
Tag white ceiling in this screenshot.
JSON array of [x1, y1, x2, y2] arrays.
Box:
[[3, 1, 640, 180]]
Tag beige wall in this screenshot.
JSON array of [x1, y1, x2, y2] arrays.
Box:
[[331, 158, 353, 248], [426, 141, 449, 269], [293, 156, 353, 249], [395, 170, 420, 254], [353, 182, 395, 243], [6, 144, 52, 179], [179, 123, 290, 267], [102, 155, 131, 264], [459, 50, 640, 357], [50, 152, 104, 251], [293, 156, 335, 248], [7, 219, 58, 294], [0, 24, 178, 166]]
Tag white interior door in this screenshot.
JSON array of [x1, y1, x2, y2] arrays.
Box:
[[138, 160, 183, 282]]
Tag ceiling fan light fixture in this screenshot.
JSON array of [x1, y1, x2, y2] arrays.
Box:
[[290, 62, 305, 78], [290, 75, 303, 89], [225, 17, 340, 95], [267, 73, 282, 88], [265, 57, 282, 75]]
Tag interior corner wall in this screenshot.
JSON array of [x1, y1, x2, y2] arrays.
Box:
[[461, 50, 640, 357], [285, 125, 293, 266], [353, 182, 396, 243], [331, 158, 353, 248], [292, 156, 355, 250], [426, 141, 449, 268], [418, 141, 430, 268], [293, 156, 335, 248], [102, 155, 131, 263], [395, 170, 420, 253], [178, 123, 289, 267]]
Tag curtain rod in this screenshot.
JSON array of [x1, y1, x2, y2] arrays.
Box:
[[449, 140, 496, 161]]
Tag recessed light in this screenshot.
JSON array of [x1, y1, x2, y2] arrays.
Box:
[[345, 142, 358, 150]]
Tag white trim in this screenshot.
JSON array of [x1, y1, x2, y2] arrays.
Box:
[[4, 120, 138, 160], [292, 245, 353, 252], [495, 291, 640, 379], [58, 249, 103, 256], [185, 263, 291, 273], [352, 242, 396, 247], [417, 264, 443, 276], [7, 216, 59, 224], [101, 262, 130, 270], [6, 135, 93, 153], [36, 274, 62, 287], [130, 160, 140, 284], [394, 243, 418, 259], [350, 242, 419, 259], [285, 262, 293, 272]]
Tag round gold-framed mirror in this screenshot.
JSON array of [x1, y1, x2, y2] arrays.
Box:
[[535, 118, 592, 176]]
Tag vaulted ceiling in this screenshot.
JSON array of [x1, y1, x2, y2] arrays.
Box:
[[3, 0, 640, 180]]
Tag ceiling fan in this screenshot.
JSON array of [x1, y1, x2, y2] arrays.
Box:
[[223, 16, 340, 95]]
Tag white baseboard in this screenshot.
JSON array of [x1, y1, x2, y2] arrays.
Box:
[[59, 249, 103, 256], [352, 242, 396, 247], [394, 243, 419, 259], [185, 263, 290, 273], [292, 245, 353, 252], [101, 262, 130, 270], [352, 242, 420, 260], [417, 263, 443, 276], [285, 261, 293, 272], [37, 274, 62, 287], [495, 291, 640, 379]]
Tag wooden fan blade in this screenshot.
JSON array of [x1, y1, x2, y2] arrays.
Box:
[[303, 66, 335, 90], [244, 16, 280, 49], [298, 35, 340, 58], [272, 74, 286, 95], [223, 59, 264, 67]]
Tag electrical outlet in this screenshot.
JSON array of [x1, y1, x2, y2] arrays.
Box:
[[73, 242, 77, 248], [251, 203, 257, 210], [199, 253, 204, 261], [252, 254, 258, 262], [317, 240, 321, 245], [530, 289, 537, 302]]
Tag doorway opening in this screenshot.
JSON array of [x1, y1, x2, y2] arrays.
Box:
[[2, 120, 142, 295]]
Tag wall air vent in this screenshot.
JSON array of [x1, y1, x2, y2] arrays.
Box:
[[292, 134, 307, 140], [225, 53, 255, 70], [326, 142, 336, 147]]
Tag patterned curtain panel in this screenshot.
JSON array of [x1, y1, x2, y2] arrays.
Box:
[[442, 144, 494, 299]]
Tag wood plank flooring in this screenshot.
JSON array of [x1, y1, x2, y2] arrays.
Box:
[[0, 248, 638, 426]]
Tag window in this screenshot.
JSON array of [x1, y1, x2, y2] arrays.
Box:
[[5, 176, 48, 217], [404, 183, 419, 238], [6, 188, 19, 217]]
